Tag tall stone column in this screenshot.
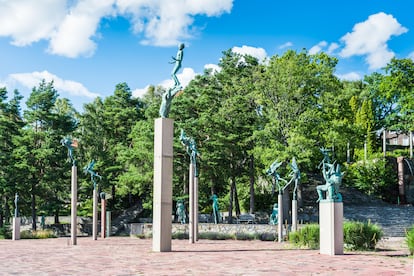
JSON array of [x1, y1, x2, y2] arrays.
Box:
[[277, 193, 283, 242], [397, 156, 405, 204], [194, 175, 199, 241], [92, 188, 98, 240], [152, 118, 173, 252], [291, 199, 297, 232], [12, 217, 20, 240], [189, 163, 195, 243], [319, 201, 343, 255], [71, 165, 77, 246], [101, 198, 106, 239]]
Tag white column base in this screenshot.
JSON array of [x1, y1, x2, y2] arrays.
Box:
[[152, 118, 173, 252], [319, 201, 343, 255], [12, 217, 20, 240]]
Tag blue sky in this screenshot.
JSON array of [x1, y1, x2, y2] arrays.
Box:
[[0, 0, 413, 112]]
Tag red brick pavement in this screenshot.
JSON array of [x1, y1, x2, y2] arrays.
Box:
[[0, 237, 412, 275]]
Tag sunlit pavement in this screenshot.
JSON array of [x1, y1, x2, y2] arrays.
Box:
[[0, 237, 411, 275]]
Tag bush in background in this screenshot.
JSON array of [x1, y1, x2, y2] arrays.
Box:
[[0, 225, 11, 239], [20, 229, 57, 239], [343, 220, 383, 250], [288, 224, 319, 249], [405, 225, 414, 255], [344, 156, 397, 203]]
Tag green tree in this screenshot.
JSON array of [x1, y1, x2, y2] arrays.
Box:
[[79, 83, 145, 212], [13, 80, 76, 229], [0, 88, 24, 226]]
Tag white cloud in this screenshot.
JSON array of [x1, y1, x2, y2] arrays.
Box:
[[0, 0, 234, 57], [133, 67, 197, 98], [336, 72, 362, 81], [408, 51, 414, 61], [9, 71, 100, 99], [111, 0, 234, 46], [308, 41, 339, 55], [132, 85, 150, 98], [339, 12, 408, 70], [232, 45, 268, 62], [309, 41, 328, 55], [279, 42, 293, 49], [48, 0, 116, 58], [0, 0, 67, 46], [204, 64, 221, 74], [327, 43, 339, 54], [159, 67, 197, 89]]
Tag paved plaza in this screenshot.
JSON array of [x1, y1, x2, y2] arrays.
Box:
[[0, 237, 412, 275]]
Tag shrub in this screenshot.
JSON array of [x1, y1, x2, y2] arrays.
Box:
[[405, 225, 414, 255], [172, 232, 188, 239], [20, 230, 57, 239], [198, 232, 235, 240], [288, 224, 319, 249], [343, 220, 383, 250], [0, 225, 12, 239], [344, 157, 397, 203]]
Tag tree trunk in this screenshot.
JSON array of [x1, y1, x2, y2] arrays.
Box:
[[249, 155, 255, 214], [111, 184, 116, 210], [233, 177, 240, 216], [228, 178, 234, 224], [54, 209, 60, 224], [0, 199, 3, 228], [183, 167, 188, 194], [4, 196, 10, 224], [297, 181, 303, 208], [31, 184, 37, 231]]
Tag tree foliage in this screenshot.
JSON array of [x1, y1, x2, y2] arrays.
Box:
[[0, 50, 409, 227]]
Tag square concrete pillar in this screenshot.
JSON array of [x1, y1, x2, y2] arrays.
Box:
[[12, 217, 20, 240], [152, 118, 173, 252], [319, 201, 343, 255]]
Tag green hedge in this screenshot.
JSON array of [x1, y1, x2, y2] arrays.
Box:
[[288, 221, 383, 250], [288, 224, 319, 249], [343, 220, 383, 250], [405, 225, 414, 255]]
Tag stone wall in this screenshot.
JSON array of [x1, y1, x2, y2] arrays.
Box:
[[130, 223, 282, 237]]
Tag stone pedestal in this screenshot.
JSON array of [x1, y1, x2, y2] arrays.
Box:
[[12, 217, 20, 240], [106, 211, 111, 237], [292, 199, 297, 232], [152, 118, 173, 252], [277, 193, 283, 242], [92, 188, 98, 240], [189, 163, 195, 243], [101, 198, 106, 238], [194, 176, 199, 241], [71, 165, 77, 246], [319, 201, 343, 255], [189, 163, 199, 243]]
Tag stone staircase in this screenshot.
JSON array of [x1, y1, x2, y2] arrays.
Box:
[[111, 202, 143, 235], [344, 205, 414, 237]]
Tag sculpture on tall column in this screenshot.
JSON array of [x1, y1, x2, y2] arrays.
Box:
[[159, 43, 185, 118], [14, 193, 19, 218], [179, 129, 199, 176], [266, 160, 289, 194], [316, 148, 343, 202], [61, 137, 78, 166], [289, 157, 301, 200], [83, 160, 102, 189]]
